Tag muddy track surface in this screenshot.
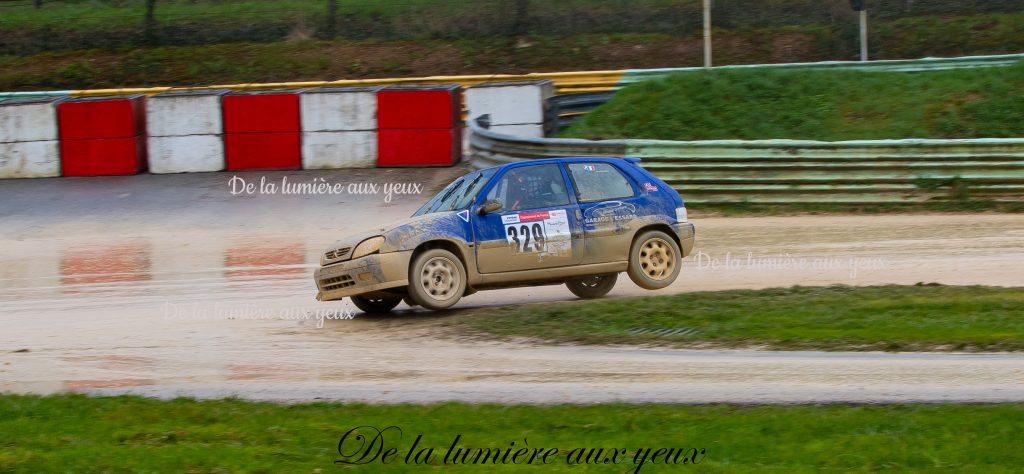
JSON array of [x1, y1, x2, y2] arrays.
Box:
[[1, 169, 1022, 403]]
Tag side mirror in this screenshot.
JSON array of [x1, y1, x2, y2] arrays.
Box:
[[474, 114, 492, 129], [477, 199, 502, 215]]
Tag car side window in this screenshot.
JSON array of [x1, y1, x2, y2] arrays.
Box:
[[566, 162, 636, 203], [486, 164, 571, 211]]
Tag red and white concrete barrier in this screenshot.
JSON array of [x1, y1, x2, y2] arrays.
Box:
[[58, 95, 147, 176], [223, 90, 302, 171], [376, 84, 462, 167], [147, 90, 228, 174], [0, 79, 559, 178], [0, 97, 62, 178], [300, 87, 379, 169], [466, 80, 553, 138]]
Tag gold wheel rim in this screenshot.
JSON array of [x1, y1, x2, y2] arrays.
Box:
[[639, 238, 675, 281]]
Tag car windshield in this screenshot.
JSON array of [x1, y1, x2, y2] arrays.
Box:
[[413, 169, 496, 216]]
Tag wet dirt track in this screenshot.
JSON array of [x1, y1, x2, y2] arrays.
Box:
[[1, 169, 1022, 403]]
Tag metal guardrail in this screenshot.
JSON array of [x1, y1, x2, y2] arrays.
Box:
[[469, 120, 1024, 203], [616, 52, 1024, 86], [2, 52, 1022, 100], [547, 91, 616, 133]]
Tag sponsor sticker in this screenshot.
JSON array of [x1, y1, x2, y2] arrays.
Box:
[[517, 211, 551, 222], [583, 201, 638, 226], [644, 182, 658, 192]]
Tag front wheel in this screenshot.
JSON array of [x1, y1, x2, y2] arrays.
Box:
[[566, 273, 618, 299], [627, 230, 682, 290], [351, 294, 402, 314], [407, 249, 467, 310]]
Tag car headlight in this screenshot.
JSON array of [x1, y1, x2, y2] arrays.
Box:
[[351, 236, 385, 259], [676, 206, 688, 223]]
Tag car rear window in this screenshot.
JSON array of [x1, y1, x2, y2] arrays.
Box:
[[566, 162, 635, 203]]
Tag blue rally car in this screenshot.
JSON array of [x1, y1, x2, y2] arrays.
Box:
[[314, 157, 695, 313]]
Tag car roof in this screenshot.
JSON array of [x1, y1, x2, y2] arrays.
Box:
[[477, 156, 641, 173]]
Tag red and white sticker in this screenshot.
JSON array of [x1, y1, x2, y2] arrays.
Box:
[[502, 211, 552, 224]]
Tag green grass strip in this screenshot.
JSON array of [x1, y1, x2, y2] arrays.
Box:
[[448, 285, 1024, 351], [1, 395, 1022, 472]]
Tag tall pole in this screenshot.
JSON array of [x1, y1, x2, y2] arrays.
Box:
[[703, 0, 712, 68], [859, 9, 868, 61]]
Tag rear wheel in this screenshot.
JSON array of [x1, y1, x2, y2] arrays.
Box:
[[566, 273, 618, 299], [407, 248, 466, 310], [351, 294, 402, 314], [627, 230, 682, 290]]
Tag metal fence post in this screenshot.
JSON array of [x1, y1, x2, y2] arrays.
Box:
[[144, 0, 157, 44], [326, 0, 338, 38], [513, 0, 529, 36]]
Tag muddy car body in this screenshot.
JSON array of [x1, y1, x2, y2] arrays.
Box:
[[315, 157, 695, 313]]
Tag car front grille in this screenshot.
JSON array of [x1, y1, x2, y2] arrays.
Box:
[[321, 274, 355, 292], [325, 247, 351, 261]]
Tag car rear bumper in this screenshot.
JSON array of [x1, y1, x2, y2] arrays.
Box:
[[314, 250, 412, 301], [671, 222, 696, 257]]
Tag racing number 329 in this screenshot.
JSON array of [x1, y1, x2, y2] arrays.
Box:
[[507, 223, 546, 253]]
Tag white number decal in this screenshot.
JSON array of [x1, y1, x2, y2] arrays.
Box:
[[505, 223, 547, 253], [503, 209, 570, 256]]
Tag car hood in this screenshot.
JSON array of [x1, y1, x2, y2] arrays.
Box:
[[320, 212, 462, 265]]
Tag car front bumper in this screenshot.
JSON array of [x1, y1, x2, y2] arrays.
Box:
[[314, 250, 412, 301], [672, 222, 696, 257]]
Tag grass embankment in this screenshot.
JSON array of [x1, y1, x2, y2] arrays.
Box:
[[448, 285, 1024, 352], [563, 59, 1024, 141], [2, 12, 1024, 91], [1, 395, 1022, 472]]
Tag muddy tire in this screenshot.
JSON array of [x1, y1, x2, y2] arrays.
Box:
[[407, 248, 466, 310], [566, 274, 618, 299], [627, 230, 682, 290], [351, 294, 402, 314]]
